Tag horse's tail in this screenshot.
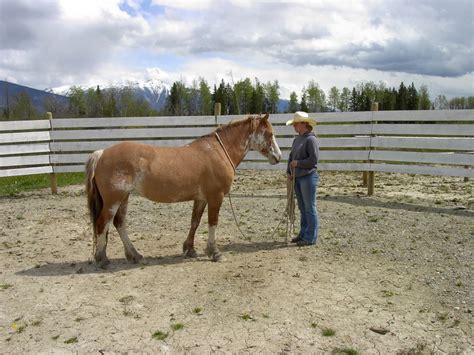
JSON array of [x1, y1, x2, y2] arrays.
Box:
[[85, 150, 104, 256]]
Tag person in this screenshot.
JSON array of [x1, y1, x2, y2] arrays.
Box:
[[286, 111, 320, 246]]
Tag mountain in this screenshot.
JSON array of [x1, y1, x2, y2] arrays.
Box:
[[278, 99, 289, 113], [0, 80, 69, 114], [53, 78, 170, 112], [125, 79, 169, 111]]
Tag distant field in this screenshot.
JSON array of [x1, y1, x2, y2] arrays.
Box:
[[0, 173, 84, 196]]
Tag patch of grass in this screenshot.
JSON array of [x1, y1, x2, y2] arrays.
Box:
[[368, 216, 380, 223], [51, 335, 60, 341], [171, 323, 184, 331], [310, 322, 318, 328], [240, 313, 254, 321], [437, 312, 449, 322], [15, 324, 26, 333], [152, 330, 168, 340], [322, 327, 336, 336], [118, 295, 135, 305], [64, 336, 78, 344], [193, 307, 202, 314], [0, 283, 13, 290], [0, 173, 84, 196], [75, 317, 85, 322], [31, 320, 42, 326], [381, 290, 394, 297]]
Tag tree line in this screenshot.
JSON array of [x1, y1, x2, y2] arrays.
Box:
[[2, 78, 473, 120]]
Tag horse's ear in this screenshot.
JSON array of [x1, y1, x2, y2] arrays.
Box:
[[262, 112, 269, 121]]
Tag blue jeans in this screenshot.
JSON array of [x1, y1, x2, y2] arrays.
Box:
[[294, 172, 319, 244]]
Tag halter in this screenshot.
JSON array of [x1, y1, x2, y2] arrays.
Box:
[[214, 132, 236, 172]]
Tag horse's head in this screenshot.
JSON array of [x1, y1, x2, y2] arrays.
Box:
[[249, 113, 281, 165]]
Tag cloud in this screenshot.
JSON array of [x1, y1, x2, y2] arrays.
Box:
[[0, 0, 471, 99]]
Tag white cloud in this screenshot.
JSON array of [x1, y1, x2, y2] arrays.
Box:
[[0, 0, 471, 99]]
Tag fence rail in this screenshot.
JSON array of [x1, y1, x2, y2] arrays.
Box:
[[1, 110, 473, 193]]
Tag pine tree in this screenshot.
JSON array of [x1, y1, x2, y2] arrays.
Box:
[[407, 83, 419, 110], [251, 78, 265, 114], [350, 88, 359, 111], [396, 82, 408, 110]]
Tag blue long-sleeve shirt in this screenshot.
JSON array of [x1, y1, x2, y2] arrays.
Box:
[[287, 131, 319, 177]]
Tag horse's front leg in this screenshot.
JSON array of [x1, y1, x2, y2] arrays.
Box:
[[205, 194, 225, 262], [183, 199, 207, 258]]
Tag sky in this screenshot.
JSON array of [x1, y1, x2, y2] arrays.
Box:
[[0, 0, 473, 99]]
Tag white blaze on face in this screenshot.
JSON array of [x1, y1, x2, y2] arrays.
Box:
[[250, 131, 281, 164], [270, 135, 282, 163]]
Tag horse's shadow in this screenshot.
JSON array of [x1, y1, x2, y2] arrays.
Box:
[[16, 241, 288, 277]]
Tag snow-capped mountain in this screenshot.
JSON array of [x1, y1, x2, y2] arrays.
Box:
[[52, 78, 170, 112]]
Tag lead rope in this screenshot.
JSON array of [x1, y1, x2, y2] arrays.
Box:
[[286, 168, 296, 244], [215, 132, 246, 239], [215, 131, 295, 243]]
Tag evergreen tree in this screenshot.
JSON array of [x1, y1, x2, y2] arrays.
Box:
[[396, 82, 408, 110], [167, 81, 187, 115], [407, 83, 419, 110], [350, 87, 359, 111], [251, 78, 265, 114]]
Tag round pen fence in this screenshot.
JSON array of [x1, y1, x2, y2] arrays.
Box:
[[1, 109, 473, 194]]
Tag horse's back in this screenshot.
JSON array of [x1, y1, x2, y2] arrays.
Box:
[[94, 141, 231, 203]]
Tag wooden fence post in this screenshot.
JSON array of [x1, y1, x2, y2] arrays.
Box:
[[367, 102, 378, 196], [47, 112, 58, 194], [214, 102, 221, 125]]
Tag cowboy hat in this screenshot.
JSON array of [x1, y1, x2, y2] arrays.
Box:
[[285, 111, 316, 127]]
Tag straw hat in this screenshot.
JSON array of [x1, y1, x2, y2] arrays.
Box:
[[285, 111, 316, 127]]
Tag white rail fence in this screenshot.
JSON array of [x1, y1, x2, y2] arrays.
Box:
[[1, 110, 473, 194]]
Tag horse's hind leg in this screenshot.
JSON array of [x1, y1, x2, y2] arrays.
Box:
[[205, 195, 224, 262], [183, 200, 207, 258], [95, 203, 120, 267], [113, 198, 143, 263]]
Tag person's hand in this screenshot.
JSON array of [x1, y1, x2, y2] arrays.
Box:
[[287, 174, 292, 180], [290, 160, 298, 169]]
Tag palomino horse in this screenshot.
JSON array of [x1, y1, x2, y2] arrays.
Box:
[[85, 113, 281, 267]]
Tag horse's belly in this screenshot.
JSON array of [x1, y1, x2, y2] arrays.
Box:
[[138, 178, 202, 203]]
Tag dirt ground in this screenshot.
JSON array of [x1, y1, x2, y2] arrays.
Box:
[[0, 170, 473, 354]]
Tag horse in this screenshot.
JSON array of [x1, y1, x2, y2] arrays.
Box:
[[85, 113, 281, 267]]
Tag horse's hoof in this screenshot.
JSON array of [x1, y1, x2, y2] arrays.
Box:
[[126, 252, 143, 264], [205, 246, 213, 259], [184, 248, 198, 258], [212, 253, 226, 262], [96, 258, 110, 269]]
